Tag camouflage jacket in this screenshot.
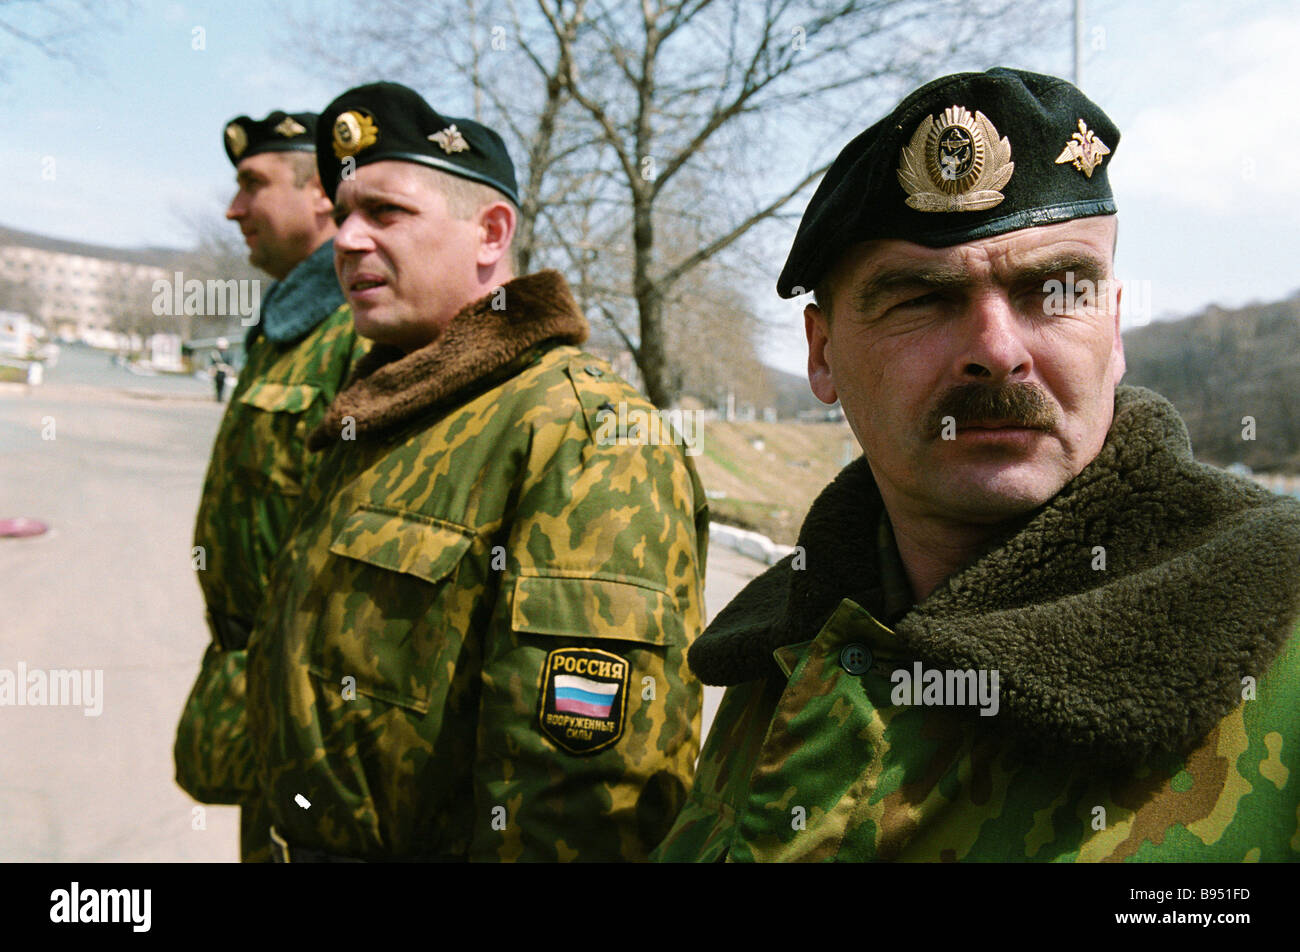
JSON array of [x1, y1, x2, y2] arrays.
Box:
[[246, 270, 709, 861], [656, 387, 1300, 862], [176, 239, 367, 807]]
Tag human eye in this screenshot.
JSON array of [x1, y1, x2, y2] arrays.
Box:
[[1031, 272, 1099, 319], [891, 290, 948, 313], [900, 291, 942, 307]]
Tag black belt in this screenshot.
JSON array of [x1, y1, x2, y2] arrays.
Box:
[[207, 609, 254, 652]]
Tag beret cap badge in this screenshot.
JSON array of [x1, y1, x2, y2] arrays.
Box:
[[428, 124, 470, 155], [333, 110, 378, 159], [274, 116, 308, 138], [316, 81, 520, 203], [225, 122, 248, 160], [897, 104, 1014, 212], [1055, 118, 1110, 178]]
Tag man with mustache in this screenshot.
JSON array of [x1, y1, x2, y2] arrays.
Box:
[[655, 68, 1300, 861], [175, 110, 367, 862], [244, 83, 707, 861]]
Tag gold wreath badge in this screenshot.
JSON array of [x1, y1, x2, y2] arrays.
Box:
[[332, 110, 378, 159], [897, 105, 1014, 212], [225, 122, 248, 159]]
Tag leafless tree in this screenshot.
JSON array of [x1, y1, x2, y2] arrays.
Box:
[[287, 0, 1049, 406], [0, 0, 132, 81], [171, 202, 268, 341], [100, 265, 170, 345], [0, 273, 40, 318]]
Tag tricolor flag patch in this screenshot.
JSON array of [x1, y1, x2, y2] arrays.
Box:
[[554, 674, 619, 717], [539, 648, 629, 754]]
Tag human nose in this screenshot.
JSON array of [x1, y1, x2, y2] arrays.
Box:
[[333, 212, 373, 253], [952, 291, 1032, 383], [225, 191, 245, 221]]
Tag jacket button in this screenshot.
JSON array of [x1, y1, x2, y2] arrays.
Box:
[[839, 643, 872, 675], [584, 365, 604, 377]]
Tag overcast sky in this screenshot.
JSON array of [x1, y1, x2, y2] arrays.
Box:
[[1, 0, 1296, 375]]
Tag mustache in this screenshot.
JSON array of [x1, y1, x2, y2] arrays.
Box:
[[923, 383, 1060, 437]]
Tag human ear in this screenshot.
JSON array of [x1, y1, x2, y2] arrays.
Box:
[[477, 202, 516, 268], [805, 303, 838, 405]]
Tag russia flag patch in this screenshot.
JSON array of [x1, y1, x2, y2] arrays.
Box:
[[539, 647, 630, 754]]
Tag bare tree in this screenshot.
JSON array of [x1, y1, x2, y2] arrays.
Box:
[[0, 273, 40, 318], [287, 0, 1048, 406], [0, 0, 132, 81], [171, 202, 269, 341], [100, 265, 169, 346]]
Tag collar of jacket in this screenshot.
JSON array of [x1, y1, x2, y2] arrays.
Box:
[[308, 269, 589, 450], [690, 385, 1300, 765], [250, 238, 347, 345]]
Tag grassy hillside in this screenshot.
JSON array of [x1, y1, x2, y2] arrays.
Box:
[[696, 420, 857, 544], [1123, 292, 1300, 470]]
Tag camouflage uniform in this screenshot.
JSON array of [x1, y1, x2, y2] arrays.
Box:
[[174, 239, 367, 861], [246, 270, 708, 861], [656, 387, 1300, 861]]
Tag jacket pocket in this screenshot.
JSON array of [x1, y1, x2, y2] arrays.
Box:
[[511, 573, 685, 646], [308, 505, 477, 712], [173, 643, 256, 804], [234, 381, 322, 496]]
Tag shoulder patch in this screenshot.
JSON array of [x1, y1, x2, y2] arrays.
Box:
[[538, 647, 629, 754]]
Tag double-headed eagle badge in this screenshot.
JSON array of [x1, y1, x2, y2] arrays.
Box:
[[1054, 119, 1110, 178], [274, 116, 307, 138], [428, 125, 470, 154]]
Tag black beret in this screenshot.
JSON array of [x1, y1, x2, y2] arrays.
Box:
[[778, 67, 1120, 298], [315, 81, 519, 205], [223, 111, 317, 166]]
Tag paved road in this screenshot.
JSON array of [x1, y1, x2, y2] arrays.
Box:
[[44, 341, 220, 399], [0, 381, 229, 860], [0, 369, 765, 861]]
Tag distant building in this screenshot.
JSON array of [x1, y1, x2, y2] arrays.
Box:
[[0, 310, 37, 358], [0, 223, 187, 344]]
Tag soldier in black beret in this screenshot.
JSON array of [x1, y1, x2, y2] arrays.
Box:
[[175, 108, 368, 862], [220, 110, 333, 279], [245, 82, 708, 862], [655, 68, 1300, 863]]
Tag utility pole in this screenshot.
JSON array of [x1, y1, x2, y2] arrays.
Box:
[[1074, 0, 1086, 88]]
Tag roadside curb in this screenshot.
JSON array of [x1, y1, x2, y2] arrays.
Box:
[[710, 522, 794, 566], [0, 382, 222, 404], [112, 387, 221, 404]]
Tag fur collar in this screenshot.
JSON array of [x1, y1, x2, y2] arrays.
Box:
[[309, 270, 588, 449], [691, 386, 1300, 765]]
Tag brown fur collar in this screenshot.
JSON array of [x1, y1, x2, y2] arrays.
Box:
[[309, 270, 588, 449], [690, 386, 1300, 765]]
